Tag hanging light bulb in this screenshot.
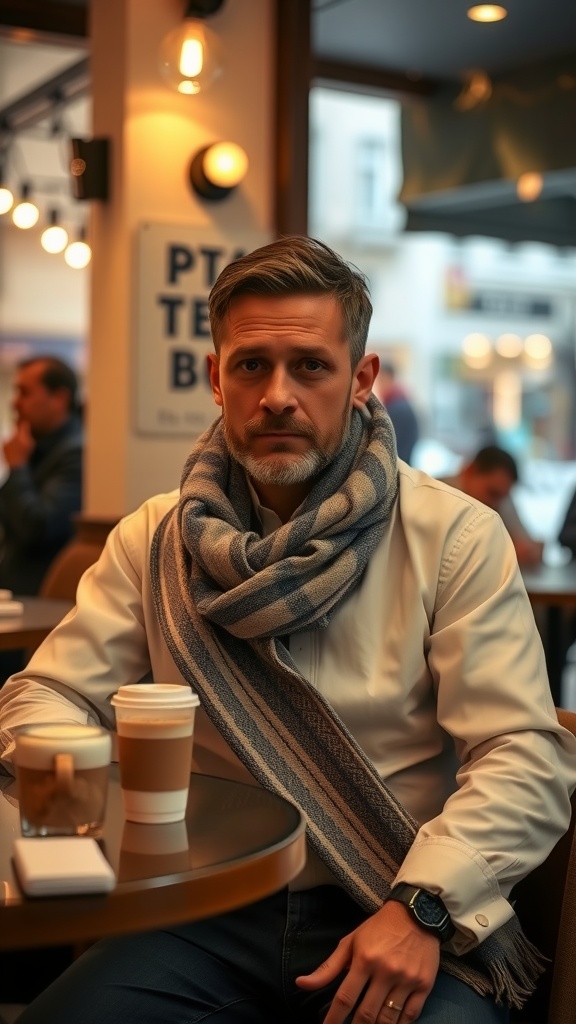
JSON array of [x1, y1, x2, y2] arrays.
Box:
[[41, 209, 69, 254], [0, 175, 14, 215], [64, 226, 91, 269], [12, 183, 40, 229], [159, 0, 225, 95]]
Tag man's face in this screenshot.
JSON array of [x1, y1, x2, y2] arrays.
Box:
[[13, 362, 66, 438], [465, 467, 514, 509], [208, 293, 375, 488]]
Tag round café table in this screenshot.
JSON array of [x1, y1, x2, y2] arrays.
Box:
[[0, 598, 73, 653], [0, 767, 307, 950]]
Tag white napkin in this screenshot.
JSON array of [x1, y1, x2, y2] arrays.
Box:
[[0, 601, 24, 616]]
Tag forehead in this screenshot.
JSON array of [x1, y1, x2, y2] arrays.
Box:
[[220, 292, 345, 348], [16, 364, 46, 390], [481, 468, 513, 491]]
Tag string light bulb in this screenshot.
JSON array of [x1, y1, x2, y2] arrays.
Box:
[[64, 227, 91, 269], [159, 0, 225, 95], [12, 184, 39, 229], [0, 176, 14, 215], [41, 210, 69, 254]]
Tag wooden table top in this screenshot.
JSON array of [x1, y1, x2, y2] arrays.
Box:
[[521, 562, 576, 607], [0, 767, 307, 951], [0, 597, 73, 651]]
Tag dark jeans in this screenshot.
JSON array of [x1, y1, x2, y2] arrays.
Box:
[[19, 886, 509, 1024]]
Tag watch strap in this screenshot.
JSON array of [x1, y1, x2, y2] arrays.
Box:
[[387, 883, 455, 943]]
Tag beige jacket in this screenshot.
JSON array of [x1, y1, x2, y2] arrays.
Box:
[[1, 462, 575, 957]]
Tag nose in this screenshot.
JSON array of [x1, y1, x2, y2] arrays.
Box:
[[259, 367, 298, 415]]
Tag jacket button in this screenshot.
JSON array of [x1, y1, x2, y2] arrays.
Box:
[[475, 914, 489, 927]]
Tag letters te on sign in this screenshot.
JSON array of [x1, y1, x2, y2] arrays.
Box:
[[135, 223, 270, 437]]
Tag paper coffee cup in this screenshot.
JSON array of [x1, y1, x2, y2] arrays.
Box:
[[14, 723, 112, 838], [111, 683, 200, 825]]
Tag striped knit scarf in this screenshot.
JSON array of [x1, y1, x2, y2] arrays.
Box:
[[151, 394, 544, 1010]]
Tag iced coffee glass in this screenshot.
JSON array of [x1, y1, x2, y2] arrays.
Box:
[[111, 683, 200, 824], [14, 723, 112, 837]]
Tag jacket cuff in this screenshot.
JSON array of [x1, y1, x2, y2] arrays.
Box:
[[394, 835, 515, 954]]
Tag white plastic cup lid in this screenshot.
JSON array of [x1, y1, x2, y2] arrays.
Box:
[[111, 683, 200, 710]]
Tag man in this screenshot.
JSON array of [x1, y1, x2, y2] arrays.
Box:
[[439, 445, 543, 568], [0, 356, 83, 596], [0, 356, 83, 681], [375, 361, 419, 464], [0, 237, 575, 1024]]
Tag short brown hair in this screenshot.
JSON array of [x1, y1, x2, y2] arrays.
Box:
[[208, 236, 373, 368]]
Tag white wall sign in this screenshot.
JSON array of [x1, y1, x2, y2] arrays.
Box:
[[135, 223, 270, 436]]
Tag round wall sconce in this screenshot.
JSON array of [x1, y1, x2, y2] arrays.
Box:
[[190, 141, 248, 201], [159, 0, 225, 95]]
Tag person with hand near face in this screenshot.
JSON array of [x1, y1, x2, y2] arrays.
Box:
[[0, 239, 574, 1024], [0, 356, 83, 597]]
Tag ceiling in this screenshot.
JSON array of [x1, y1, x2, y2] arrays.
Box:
[[1, 0, 576, 244], [0, 0, 575, 89], [312, 0, 576, 81]]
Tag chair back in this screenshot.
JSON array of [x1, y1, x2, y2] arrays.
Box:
[[511, 706, 576, 1023], [38, 539, 103, 602]]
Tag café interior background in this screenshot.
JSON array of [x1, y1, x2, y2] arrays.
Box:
[[1, 0, 576, 549]]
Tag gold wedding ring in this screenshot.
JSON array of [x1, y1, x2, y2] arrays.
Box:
[[386, 999, 403, 1012]]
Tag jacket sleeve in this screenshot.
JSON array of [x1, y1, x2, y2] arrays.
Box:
[[0, 502, 154, 771], [0, 447, 83, 547], [394, 507, 576, 954]]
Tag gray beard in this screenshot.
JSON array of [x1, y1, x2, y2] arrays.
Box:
[[223, 406, 352, 487]]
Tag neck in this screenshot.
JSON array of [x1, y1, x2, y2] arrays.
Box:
[[249, 478, 311, 524]]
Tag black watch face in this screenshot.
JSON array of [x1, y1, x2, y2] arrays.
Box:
[[415, 891, 446, 927]]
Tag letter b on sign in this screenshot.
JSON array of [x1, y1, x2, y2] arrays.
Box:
[[171, 351, 197, 389]]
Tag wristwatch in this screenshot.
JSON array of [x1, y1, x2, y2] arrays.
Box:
[[386, 883, 455, 943]]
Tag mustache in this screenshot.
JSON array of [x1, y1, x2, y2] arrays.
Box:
[[243, 415, 316, 439]]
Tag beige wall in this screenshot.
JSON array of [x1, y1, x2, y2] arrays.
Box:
[[86, 0, 275, 516]]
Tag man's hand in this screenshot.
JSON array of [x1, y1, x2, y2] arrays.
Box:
[[296, 900, 441, 1023], [3, 422, 35, 469]]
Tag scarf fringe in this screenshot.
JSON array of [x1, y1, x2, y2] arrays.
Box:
[[441, 928, 548, 1010]]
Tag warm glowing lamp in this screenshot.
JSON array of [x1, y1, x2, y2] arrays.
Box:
[[0, 180, 14, 215], [517, 172, 544, 202], [12, 184, 39, 229], [64, 228, 91, 269], [159, 0, 225, 95], [190, 141, 248, 200], [467, 5, 508, 22], [41, 210, 69, 254]]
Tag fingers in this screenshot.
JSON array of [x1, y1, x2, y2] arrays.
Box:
[[322, 973, 428, 1024], [296, 935, 352, 990]]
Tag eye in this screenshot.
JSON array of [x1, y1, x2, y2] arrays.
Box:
[[240, 359, 262, 372], [301, 359, 324, 372]]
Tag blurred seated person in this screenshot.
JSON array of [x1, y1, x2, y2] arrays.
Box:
[[374, 361, 419, 465], [439, 446, 543, 568], [0, 356, 83, 678]]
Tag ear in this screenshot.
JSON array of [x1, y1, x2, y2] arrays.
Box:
[[351, 353, 379, 409], [207, 353, 222, 407]]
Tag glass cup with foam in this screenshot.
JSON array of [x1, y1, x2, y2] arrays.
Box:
[[14, 723, 112, 838], [111, 683, 200, 824]]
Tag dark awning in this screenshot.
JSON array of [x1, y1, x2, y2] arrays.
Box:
[[399, 54, 576, 247]]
